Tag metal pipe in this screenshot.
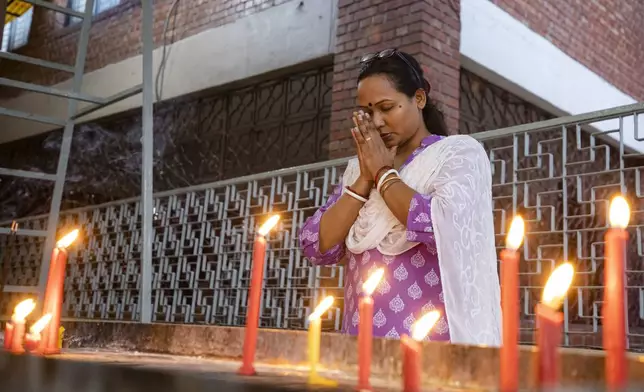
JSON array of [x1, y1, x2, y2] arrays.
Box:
[[21, 0, 85, 18], [0, 51, 75, 72], [37, 0, 96, 310], [474, 102, 644, 141], [0, 0, 7, 50], [0, 77, 104, 104], [72, 84, 143, 120], [0, 167, 57, 181], [140, 0, 154, 324], [0, 107, 66, 126], [0, 228, 47, 237]]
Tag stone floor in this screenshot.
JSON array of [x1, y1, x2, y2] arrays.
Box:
[[53, 349, 457, 391], [1, 347, 488, 391]]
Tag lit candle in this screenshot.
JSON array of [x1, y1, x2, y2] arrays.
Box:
[[24, 314, 52, 353], [500, 216, 524, 392], [307, 295, 337, 387], [357, 267, 384, 391], [238, 215, 280, 376], [39, 229, 79, 355], [535, 263, 574, 390], [401, 310, 441, 392], [10, 299, 36, 354], [604, 196, 629, 391], [58, 326, 65, 350], [3, 321, 13, 350]]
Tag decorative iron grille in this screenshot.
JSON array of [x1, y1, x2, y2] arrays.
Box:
[[459, 69, 554, 133], [0, 65, 333, 221], [1, 70, 644, 352]]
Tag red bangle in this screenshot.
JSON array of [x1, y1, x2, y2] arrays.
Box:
[[374, 166, 393, 184], [347, 186, 369, 199]]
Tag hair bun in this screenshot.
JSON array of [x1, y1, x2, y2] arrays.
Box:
[[423, 78, 432, 94]]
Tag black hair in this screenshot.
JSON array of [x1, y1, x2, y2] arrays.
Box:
[[357, 50, 449, 137]]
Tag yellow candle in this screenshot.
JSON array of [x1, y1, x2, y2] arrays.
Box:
[[58, 326, 65, 349], [307, 295, 337, 387]]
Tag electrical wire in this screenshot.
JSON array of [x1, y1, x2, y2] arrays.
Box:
[[155, 0, 181, 102]]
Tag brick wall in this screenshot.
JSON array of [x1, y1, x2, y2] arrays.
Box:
[[0, 0, 288, 99], [329, 0, 461, 157], [491, 0, 644, 101]]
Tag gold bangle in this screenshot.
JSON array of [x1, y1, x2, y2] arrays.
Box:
[[380, 179, 402, 196], [378, 175, 399, 192]]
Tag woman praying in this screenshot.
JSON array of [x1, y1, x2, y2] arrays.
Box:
[[299, 49, 501, 346]]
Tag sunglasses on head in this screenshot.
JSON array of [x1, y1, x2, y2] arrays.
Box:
[[359, 48, 424, 87]]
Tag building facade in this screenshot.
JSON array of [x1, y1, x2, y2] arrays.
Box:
[[1, 0, 643, 345], [1, 0, 641, 218]]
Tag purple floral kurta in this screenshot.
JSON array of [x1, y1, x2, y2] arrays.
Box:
[[300, 135, 451, 341]]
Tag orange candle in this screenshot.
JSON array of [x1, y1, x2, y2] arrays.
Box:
[[9, 299, 36, 354], [238, 215, 280, 376], [24, 314, 52, 353], [604, 196, 629, 391], [39, 229, 79, 355], [500, 216, 524, 392], [535, 263, 574, 390], [357, 268, 384, 391], [401, 310, 440, 392]]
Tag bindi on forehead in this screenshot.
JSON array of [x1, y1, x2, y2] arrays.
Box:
[[368, 103, 373, 107]]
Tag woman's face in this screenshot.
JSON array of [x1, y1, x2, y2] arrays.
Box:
[[356, 74, 425, 149]]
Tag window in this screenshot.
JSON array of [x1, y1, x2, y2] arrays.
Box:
[[2, 7, 34, 52], [66, 0, 120, 25]]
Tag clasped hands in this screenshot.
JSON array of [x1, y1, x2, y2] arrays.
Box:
[[351, 111, 397, 186]]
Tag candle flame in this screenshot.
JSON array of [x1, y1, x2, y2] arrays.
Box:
[[609, 196, 630, 229], [362, 268, 385, 296], [258, 215, 280, 236], [411, 310, 441, 341], [542, 262, 574, 309], [29, 314, 52, 334], [12, 299, 36, 322], [505, 216, 525, 250], [308, 296, 334, 321], [56, 229, 79, 249]]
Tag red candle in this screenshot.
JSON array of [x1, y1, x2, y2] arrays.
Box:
[[357, 268, 384, 391], [9, 299, 36, 354], [3, 322, 13, 350], [500, 216, 524, 392], [604, 196, 629, 391], [535, 263, 574, 390], [39, 229, 79, 355], [10, 321, 26, 354], [401, 310, 440, 392], [25, 314, 53, 354], [238, 215, 280, 376]]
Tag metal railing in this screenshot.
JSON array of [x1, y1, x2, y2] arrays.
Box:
[[1, 102, 644, 349]]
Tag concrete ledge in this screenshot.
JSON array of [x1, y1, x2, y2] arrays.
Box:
[[0, 351, 353, 392], [62, 321, 644, 391]]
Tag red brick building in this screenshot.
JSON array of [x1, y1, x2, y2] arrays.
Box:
[[0, 0, 642, 215]]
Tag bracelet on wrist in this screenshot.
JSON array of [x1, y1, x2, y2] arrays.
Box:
[[344, 186, 368, 203], [380, 178, 402, 196], [347, 185, 369, 199], [378, 176, 399, 191], [376, 169, 399, 192], [374, 166, 393, 184]]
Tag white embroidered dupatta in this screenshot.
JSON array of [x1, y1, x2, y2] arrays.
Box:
[[342, 135, 501, 346]]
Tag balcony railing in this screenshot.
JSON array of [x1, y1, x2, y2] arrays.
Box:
[[1, 102, 644, 350]]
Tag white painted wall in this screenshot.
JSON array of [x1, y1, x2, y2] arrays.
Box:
[[460, 0, 643, 152], [0, 0, 338, 144]]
